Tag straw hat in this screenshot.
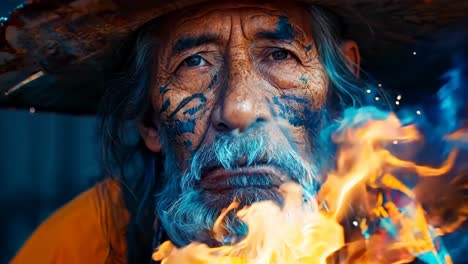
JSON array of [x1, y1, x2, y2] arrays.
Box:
[[0, 0, 467, 114]]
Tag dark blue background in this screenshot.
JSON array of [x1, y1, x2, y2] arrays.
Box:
[[1, 3, 102, 262], [0, 109, 101, 262]]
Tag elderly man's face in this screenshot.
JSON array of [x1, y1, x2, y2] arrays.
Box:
[[150, 0, 328, 165], [139, 0, 359, 245]]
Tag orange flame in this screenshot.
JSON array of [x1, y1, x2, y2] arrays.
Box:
[[153, 183, 344, 263], [153, 114, 466, 264]]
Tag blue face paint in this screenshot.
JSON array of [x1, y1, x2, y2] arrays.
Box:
[[299, 76, 308, 84], [273, 95, 319, 127], [160, 99, 171, 113], [273, 96, 287, 114], [280, 94, 309, 104], [160, 85, 169, 95], [164, 93, 208, 136], [168, 93, 207, 118], [288, 116, 304, 127], [276, 16, 295, 40], [174, 119, 196, 134], [207, 74, 218, 89], [305, 44, 313, 52], [183, 104, 205, 115], [256, 16, 296, 41], [183, 140, 193, 147]]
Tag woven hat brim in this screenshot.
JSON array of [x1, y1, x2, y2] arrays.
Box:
[[0, 0, 467, 114]]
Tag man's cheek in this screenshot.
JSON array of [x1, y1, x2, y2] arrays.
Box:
[[159, 94, 212, 157], [156, 70, 219, 118], [162, 119, 209, 167], [272, 94, 321, 128], [304, 70, 329, 109], [269, 93, 323, 156], [172, 117, 213, 167], [159, 90, 207, 127]]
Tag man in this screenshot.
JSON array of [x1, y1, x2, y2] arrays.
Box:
[[2, 0, 466, 263]]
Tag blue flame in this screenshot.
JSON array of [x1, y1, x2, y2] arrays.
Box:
[[396, 60, 467, 264], [332, 58, 468, 263]]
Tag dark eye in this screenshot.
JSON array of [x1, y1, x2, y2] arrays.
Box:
[[183, 55, 207, 67], [270, 49, 291, 61]]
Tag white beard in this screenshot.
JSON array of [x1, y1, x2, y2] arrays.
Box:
[[155, 126, 324, 246]]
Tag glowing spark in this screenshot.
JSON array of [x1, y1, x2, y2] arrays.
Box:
[[366, 89, 371, 94], [4, 71, 45, 96], [397, 95, 402, 100], [416, 110, 421, 115]]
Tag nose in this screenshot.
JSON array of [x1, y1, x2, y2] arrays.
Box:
[[211, 53, 272, 133]]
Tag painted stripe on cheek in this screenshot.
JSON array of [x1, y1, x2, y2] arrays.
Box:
[[160, 99, 171, 113], [273, 95, 312, 127], [183, 140, 193, 147], [168, 93, 207, 119], [175, 119, 196, 134], [183, 104, 205, 115], [160, 85, 169, 95], [207, 74, 218, 89]]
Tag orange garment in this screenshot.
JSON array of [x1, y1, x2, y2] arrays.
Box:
[[11, 179, 130, 264]]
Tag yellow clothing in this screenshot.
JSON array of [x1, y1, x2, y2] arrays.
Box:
[[11, 180, 130, 264]]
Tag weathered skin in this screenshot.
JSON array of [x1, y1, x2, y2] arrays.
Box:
[[140, 1, 340, 176]]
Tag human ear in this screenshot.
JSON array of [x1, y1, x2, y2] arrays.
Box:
[[340, 40, 361, 77], [138, 121, 162, 153]]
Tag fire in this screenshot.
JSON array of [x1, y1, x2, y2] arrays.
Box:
[[153, 110, 466, 264], [153, 183, 344, 264]]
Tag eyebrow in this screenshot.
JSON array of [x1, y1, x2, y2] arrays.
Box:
[[255, 16, 297, 41], [173, 34, 220, 55]]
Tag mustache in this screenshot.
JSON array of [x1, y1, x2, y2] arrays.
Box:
[[180, 128, 318, 194], [156, 126, 325, 246]]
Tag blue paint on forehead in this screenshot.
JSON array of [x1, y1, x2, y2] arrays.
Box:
[[305, 44, 313, 51], [256, 16, 296, 41], [275, 16, 295, 40]]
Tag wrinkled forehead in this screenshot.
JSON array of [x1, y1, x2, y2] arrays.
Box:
[[158, 1, 312, 44]]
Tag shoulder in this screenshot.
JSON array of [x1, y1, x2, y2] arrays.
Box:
[[11, 179, 130, 264]]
